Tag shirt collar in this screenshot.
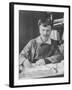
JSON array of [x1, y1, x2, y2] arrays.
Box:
[[36, 36, 51, 44]]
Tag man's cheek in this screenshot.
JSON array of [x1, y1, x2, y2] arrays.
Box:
[[48, 32, 51, 36]]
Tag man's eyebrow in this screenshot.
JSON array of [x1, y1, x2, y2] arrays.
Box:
[[46, 29, 51, 30]]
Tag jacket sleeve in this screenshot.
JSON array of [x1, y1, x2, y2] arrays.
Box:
[[46, 46, 64, 63], [45, 40, 64, 63], [19, 40, 32, 65]]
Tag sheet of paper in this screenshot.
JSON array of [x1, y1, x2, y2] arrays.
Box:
[[19, 60, 64, 79]]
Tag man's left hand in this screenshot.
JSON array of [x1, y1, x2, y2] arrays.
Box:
[[36, 59, 45, 66]]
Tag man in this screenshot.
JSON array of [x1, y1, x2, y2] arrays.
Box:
[[19, 18, 64, 73]]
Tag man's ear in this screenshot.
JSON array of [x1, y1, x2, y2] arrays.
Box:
[[38, 19, 41, 26]]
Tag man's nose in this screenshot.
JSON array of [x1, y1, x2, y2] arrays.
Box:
[[44, 31, 47, 34]]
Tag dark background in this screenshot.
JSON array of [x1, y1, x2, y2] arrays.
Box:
[[19, 10, 64, 53]]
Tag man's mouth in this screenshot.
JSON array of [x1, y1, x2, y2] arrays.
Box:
[[43, 35, 49, 37]]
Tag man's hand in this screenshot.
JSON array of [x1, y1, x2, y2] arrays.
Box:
[[19, 59, 32, 73], [36, 59, 45, 66], [19, 65, 24, 73], [19, 55, 25, 65], [23, 59, 32, 68]]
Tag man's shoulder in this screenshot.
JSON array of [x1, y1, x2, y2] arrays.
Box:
[[30, 36, 40, 43], [27, 36, 40, 48]]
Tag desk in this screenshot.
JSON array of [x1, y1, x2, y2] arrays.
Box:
[[19, 60, 64, 79]]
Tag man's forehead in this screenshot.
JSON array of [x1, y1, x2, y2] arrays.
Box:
[[40, 24, 51, 30]]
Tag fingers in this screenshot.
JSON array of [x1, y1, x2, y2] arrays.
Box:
[[36, 59, 45, 66], [23, 59, 32, 68], [19, 65, 24, 73]]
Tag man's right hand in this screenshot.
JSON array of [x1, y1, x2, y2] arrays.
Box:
[[19, 64, 24, 73], [19, 59, 32, 73], [23, 59, 32, 68]]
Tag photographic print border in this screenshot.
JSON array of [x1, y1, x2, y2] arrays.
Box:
[[9, 2, 70, 88]]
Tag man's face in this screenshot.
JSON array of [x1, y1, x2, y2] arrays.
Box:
[[39, 24, 51, 41]]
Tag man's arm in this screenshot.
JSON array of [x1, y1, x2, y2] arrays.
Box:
[[19, 40, 32, 66], [45, 46, 64, 63]]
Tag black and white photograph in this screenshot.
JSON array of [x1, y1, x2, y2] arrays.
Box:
[[9, 2, 70, 87], [19, 11, 64, 79]]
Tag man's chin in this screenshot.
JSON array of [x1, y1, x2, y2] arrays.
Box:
[[43, 36, 49, 39], [41, 37, 49, 42]]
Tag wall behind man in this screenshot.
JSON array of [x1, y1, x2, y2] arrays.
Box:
[[19, 10, 49, 52]]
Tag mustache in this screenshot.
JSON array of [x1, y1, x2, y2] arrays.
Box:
[[43, 34, 49, 37]]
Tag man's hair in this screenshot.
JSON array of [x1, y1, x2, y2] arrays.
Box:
[[38, 18, 52, 27]]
